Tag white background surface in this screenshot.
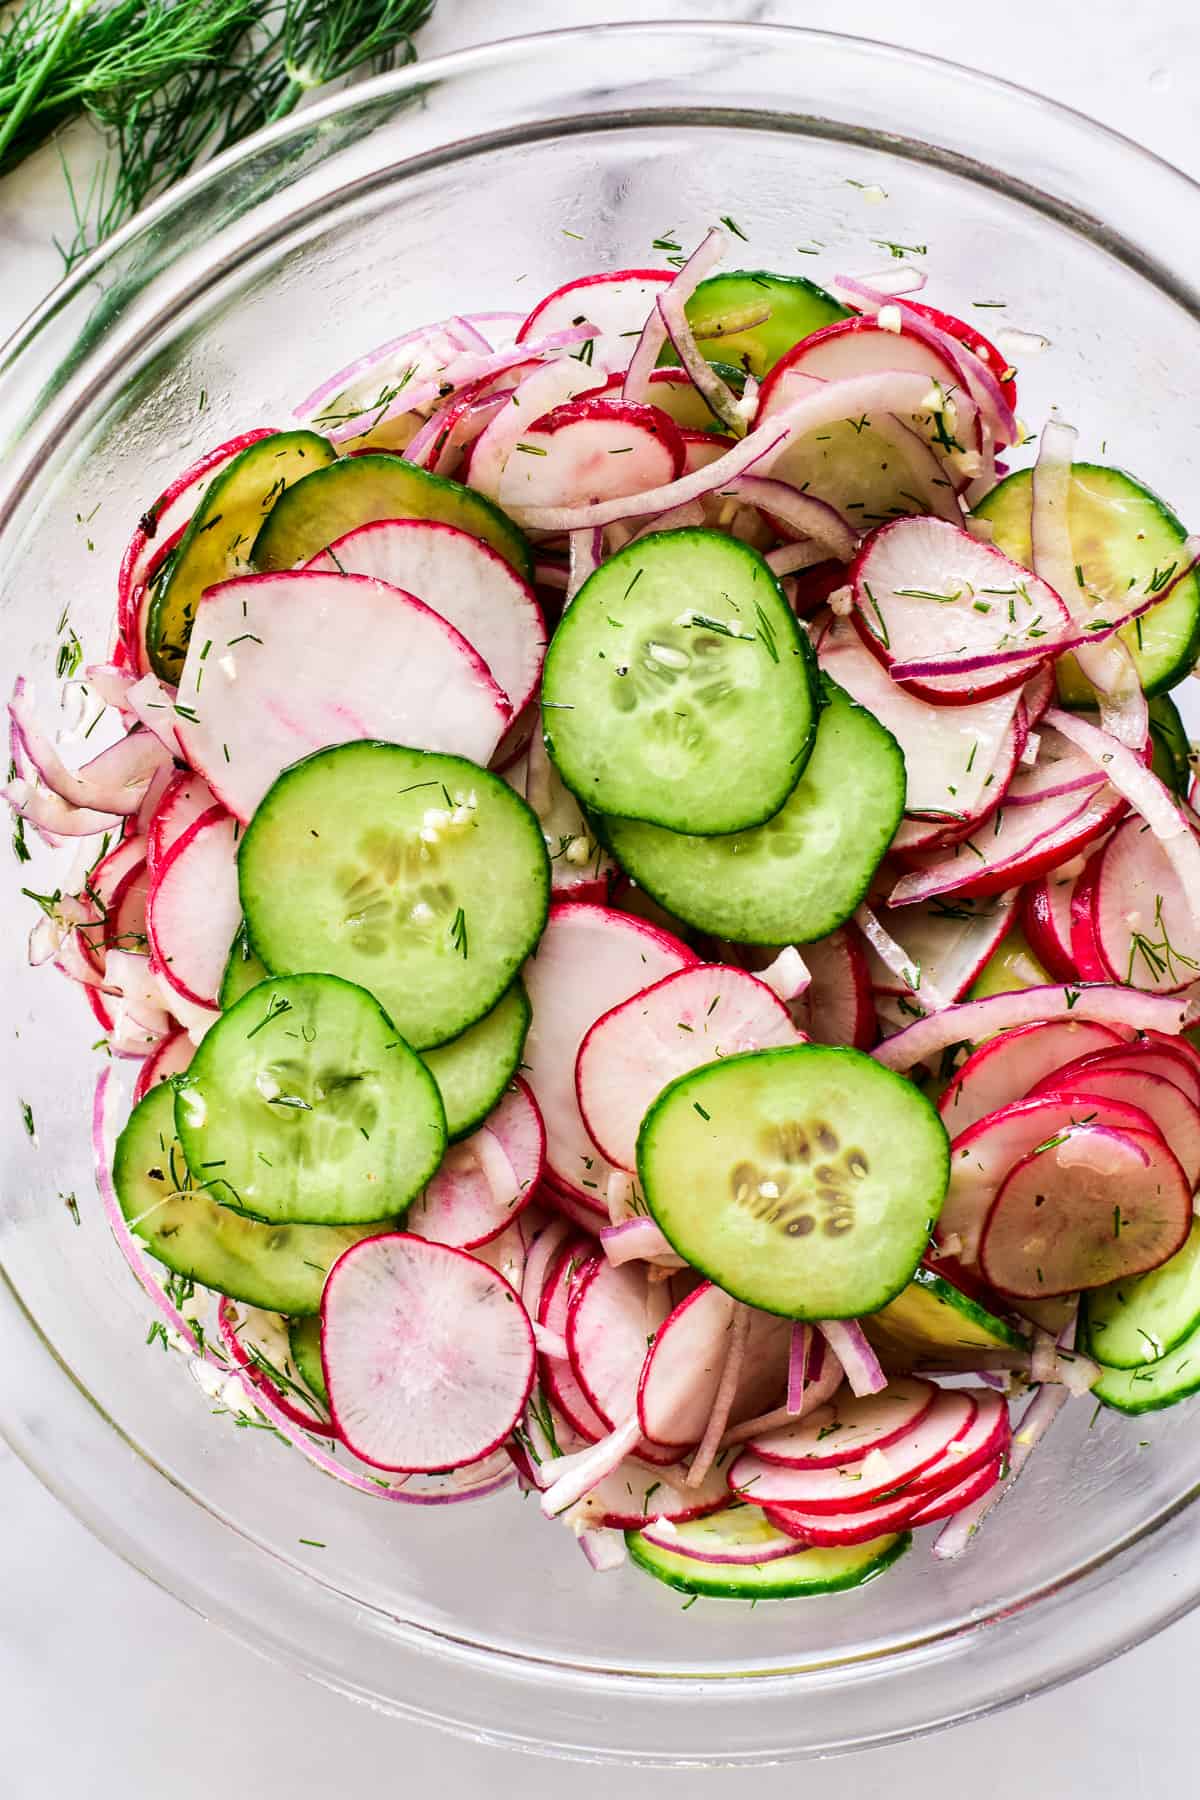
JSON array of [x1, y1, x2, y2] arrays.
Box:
[[3, 1, 1199, 1792]]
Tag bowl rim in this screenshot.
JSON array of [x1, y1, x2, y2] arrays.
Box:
[[4, 18, 1200, 1764]]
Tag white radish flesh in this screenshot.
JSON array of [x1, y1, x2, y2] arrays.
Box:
[[567, 1257, 672, 1430], [307, 519, 546, 717], [521, 904, 695, 1211], [516, 270, 673, 373], [407, 1079, 544, 1250], [637, 1280, 796, 1449], [746, 1375, 935, 1469], [146, 806, 241, 1009], [321, 1233, 535, 1471], [173, 571, 510, 823], [147, 770, 217, 876], [576, 965, 802, 1172], [497, 398, 683, 514], [730, 1389, 975, 1510], [937, 1018, 1126, 1134]]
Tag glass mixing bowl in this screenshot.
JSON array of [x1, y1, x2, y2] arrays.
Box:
[[4, 21, 1200, 1767]]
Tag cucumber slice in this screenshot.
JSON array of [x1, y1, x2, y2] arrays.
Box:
[[542, 530, 817, 834], [973, 463, 1200, 699], [239, 742, 549, 1049], [113, 1083, 393, 1314], [288, 1314, 328, 1404], [966, 924, 1052, 1001], [422, 981, 530, 1140], [638, 1044, 950, 1318], [603, 678, 903, 943], [1092, 1312, 1200, 1413], [148, 430, 335, 683], [628, 1510, 908, 1599], [175, 973, 446, 1226], [250, 453, 533, 584], [661, 271, 849, 379], [1081, 1220, 1200, 1369], [867, 1263, 1027, 1356], [1149, 692, 1191, 797], [219, 923, 267, 1009]]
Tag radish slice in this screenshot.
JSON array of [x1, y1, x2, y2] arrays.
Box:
[[174, 571, 510, 822], [1068, 854, 1111, 982], [1046, 1040, 1200, 1113], [566, 1258, 673, 1432], [1027, 1069, 1200, 1189], [637, 1281, 793, 1449], [746, 1375, 935, 1468], [468, 358, 619, 500], [978, 1124, 1190, 1296], [938, 1091, 1164, 1263], [497, 398, 685, 513], [521, 904, 696, 1213], [906, 1389, 1010, 1496], [907, 1453, 1004, 1526], [146, 805, 240, 1009], [107, 858, 151, 955], [864, 890, 1017, 1007], [820, 619, 1022, 821], [756, 313, 977, 486], [1091, 813, 1200, 992], [730, 1389, 975, 1510], [307, 520, 546, 718], [1020, 872, 1080, 981], [406, 1079, 544, 1249], [636, 1509, 806, 1566], [321, 1233, 535, 1471], [851, 517, 1068, 704], [790, 927, 876, 1049], [937, 1018, 1127, 1134], [470, 1214, 532, 1295], [132, 1027, 195, 1103], [217, 1299, 333, 1435], [575, 965, 802, 1171], [537, 1245, 610, 1443], [888, 781, 1125, 907], [516, 269, 674, 372], [763, 1489, 930, 1546], [146, 770, 218, 877]]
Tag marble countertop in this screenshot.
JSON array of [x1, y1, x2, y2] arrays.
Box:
[[3, 1, 1200, 1793]]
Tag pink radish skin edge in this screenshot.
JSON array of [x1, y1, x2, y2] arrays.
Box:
[[321, 1233, 537, 1474], [217, 1299, 335, 1436]]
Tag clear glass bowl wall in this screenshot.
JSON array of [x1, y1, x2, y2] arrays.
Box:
[[3, 23, 1200, 1766]]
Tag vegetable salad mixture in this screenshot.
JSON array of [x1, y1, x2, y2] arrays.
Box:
[[11, 222, 1200, 1602]]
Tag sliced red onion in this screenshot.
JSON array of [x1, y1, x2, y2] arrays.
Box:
[[520, 1218, 570, 1319], [719, 1339, 844, 1447], [134, 758, 177, 837], [874, 982, 1193, 1072], [84, 662, 139, 711], [767, 541, 833, 577], [540, 1414, 642, 1517], [756, 944, 812, 1004], [599, 1215, 678, 1266], [687, 1303, 753, 1488], [4, 777, 121, 836], [933, 1382, 1068, 1559], [577, 1526, 628, 1572], [532, 1322, 569, 1360], [656, 291, 745, 436], [713, 476, 857, 560], [629, 499, 707, 541], [815, 1319, 887, 1397], [855, 903, 952, 1013], [836, 265, 929, 300], [9, 696, 172, 816], [506, 370, 966, 534], [123, 673, 183, 754], [786, 1322, 810, 1414], [533, 559, 569, 590], [567, 527, 603, 602], [623, 227, 727, 405]]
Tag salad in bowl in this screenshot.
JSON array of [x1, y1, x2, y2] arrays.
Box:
[[10, 222, 1200, 1604]]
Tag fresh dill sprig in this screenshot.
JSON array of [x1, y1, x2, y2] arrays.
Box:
[[0, 0, 437, 270]]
